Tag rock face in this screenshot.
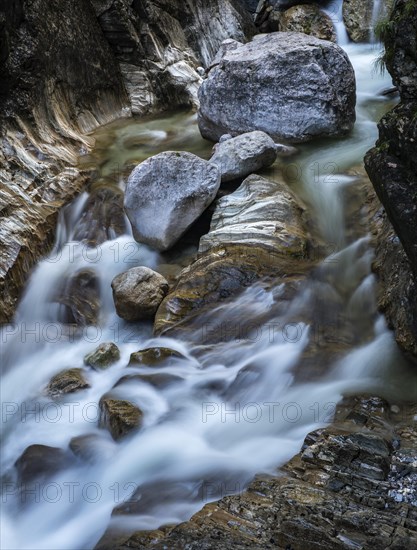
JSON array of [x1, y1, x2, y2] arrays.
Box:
[[46, 368, 90, 397], [277, 5, 337, 42], [155, 173, 311, 334], [84, 342, 121, 370], [95, 397, 417, 549], [365, 0, 417, 362], [111, 267, 169, 322], [198, 33, 356, 143], [124, 152, 221, 251], [99, 396, 143, 440], [209, 131, 277, 182]]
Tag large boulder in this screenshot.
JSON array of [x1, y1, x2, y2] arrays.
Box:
[[198, 32, 356, 143], [155, 173, 312, 335], [209, 131, 277, 182], [124, 152, 221, 251], [111, 267, 169, 322]]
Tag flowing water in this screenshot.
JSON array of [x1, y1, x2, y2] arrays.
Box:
[[1, 30, 417, 550]]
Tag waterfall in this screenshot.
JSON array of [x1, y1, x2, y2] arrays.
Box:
[[323, 0, 350, 46]]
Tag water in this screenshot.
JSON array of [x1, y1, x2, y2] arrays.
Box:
[[1, 36, 416, 550]]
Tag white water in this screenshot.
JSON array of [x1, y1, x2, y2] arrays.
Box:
[[1, 37, 415, 550], [324, 0, 350, 45]]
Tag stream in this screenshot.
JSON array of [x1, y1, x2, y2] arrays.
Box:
[[2, 18, 417, 550]]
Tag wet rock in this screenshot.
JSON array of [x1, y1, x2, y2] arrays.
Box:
[[69, 433, 114, 462], [343, 0, 392, 43], [46, 368, 90, 397], [124, 152, 221, 251], [107, 396, 417, 549], [128, 347, 185, 367], [198, 32, 356, 143], [209, 131, 277, 182], [72, 186, 128, 246], [15, 444, 70, 484], [155, 173, 311, 335], [111, 267, 169, 322], [84, 342, 121, 370], [115, 373, 183, 389], [277, 5, 337, 42], [98, 395, 143, 440], [57, 269, 101, 327]]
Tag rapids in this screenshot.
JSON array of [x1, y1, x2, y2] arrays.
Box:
[[1, 16, 416, 550]]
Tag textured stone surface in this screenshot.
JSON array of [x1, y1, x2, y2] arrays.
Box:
[[124, 152, 221, 251], [95, 397, 417, 549], [209, 131, 277, 182], [46, 368, 90, 398], [128, 347, 185, 367], [111, 267, 169, 322], [99, 396, 143, 440], [198, 32, 356, 143], [277, 4, 337, 42], [343, 0, 392, 43], [155, 173, 311, 334], [84, 342, 121, 370]]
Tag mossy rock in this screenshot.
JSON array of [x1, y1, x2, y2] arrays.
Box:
[[128, 347, 185, 367], [46, 368, 90, 397], [99, 396, 143, 440], [84, 342, 120, 370]]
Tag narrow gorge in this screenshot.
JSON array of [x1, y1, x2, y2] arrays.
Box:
[[1, 1, 416, 549]]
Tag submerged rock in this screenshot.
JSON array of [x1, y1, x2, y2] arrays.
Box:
[[15, 444, 70, 484], [209, 131, 277, 182], [198, 32, 356, 143], [46, 368, 90, 397], [155, 173, 311, 334], [57, 269, 101, 327], [124, 152, 221, 251], [128, 347, 185, 367], [111, 267, 169, 322], [84, 342, 121, 370], [99, 396, 143, 440]]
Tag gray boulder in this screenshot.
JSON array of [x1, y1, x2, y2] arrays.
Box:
[[198, 32, 356, 143], [111, 267, 169, 322], [124, 152, 221, 251], [210, 131, 277, 182]]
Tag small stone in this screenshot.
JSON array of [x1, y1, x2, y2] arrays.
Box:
[[99, 396, 143, 440], [128, 347, 185, 367], [84, 342, 120, 370], [111, 267, 169, 322], [46, 368, 90, 397], [391, 405, 401, 414]]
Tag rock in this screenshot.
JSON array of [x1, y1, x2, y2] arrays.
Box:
[[15, 444, 70, 484], [69, 433, 114, 462], [277, 5, 337, 42], [57, 269, 101, 327], [155, 173, 311, 335], [198, 32, 356, 143], [209, 131, 277, 182], [115, 373, 183, 389], [343, 0, 392, 43], [207, 39, 243, 72], [124, 152, 221, 251], [365, 0, 417, 362], [84, 342, 121, 370], [111, 267, 169, 322], [98, 396, 143, 440], [97, 396, 417, 549], [46, 368, 90, 397], [72, 185, 128, 246], [128, 347, 185, 367]]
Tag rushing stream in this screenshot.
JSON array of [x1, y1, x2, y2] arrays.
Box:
[[2, 25, 417, 550]]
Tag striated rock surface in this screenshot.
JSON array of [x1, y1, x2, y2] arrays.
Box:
[[198, 32, 356, 143], [112, 267, 169, 322], [125, 152, 221, 251], [95, 396, 417, 549], [365, 0, 417, 362], [209, 131, 277, 182], [155, 173, 311, 334]]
